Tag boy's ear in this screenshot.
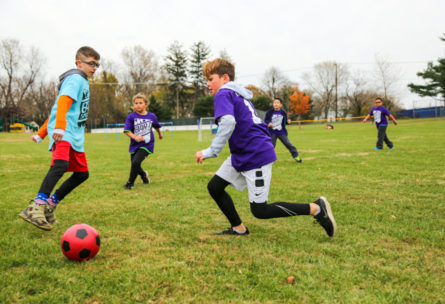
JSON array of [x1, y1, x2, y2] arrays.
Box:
[[222, 73, 231, 83]]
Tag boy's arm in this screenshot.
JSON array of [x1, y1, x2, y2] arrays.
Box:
[[155, 127, 163, 139], [362, 114, 371, 123], [197, 115, 236, 163], [52, 95, 74, 142], [124, 130, 143, 142], [389, 114, 398, 125], [32, 117, 49, 143]]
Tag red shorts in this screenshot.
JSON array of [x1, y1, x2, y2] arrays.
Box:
[[51, 141, 88, 172]]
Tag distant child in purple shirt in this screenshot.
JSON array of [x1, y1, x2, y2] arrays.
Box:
[[195, 58, 336, 237], [123, 93, 162, 189], [264, 97, 302, 163], [362, 97, 398, 150]]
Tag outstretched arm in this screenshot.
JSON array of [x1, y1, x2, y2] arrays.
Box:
[[196, 115, 236, 164], [362, 114, 371, 123], [389, 114, 398, 125]]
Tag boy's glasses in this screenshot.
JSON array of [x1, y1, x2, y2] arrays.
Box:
[[81, 60, 100, 68]]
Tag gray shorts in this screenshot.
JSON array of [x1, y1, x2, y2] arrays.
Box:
[[216, 156, 273, 203]]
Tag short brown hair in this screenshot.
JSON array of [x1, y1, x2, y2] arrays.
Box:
[[133, 93, 149, 105], [76, 46, 100, 61], [202, 58, 235, 81]]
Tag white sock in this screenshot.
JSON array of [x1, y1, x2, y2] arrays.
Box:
[[314, 206, 321, 216]]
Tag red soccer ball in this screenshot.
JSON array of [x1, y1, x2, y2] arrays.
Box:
[[61, 223, 100, 261]]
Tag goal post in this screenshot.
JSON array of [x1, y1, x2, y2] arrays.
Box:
[[198, 117, 215, 142]]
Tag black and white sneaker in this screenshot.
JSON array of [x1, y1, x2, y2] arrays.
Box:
[[124, 182, 134, 190], [314, 197, 337, 237], [141, 171, 150, 184], [214, 227, 250, 236]]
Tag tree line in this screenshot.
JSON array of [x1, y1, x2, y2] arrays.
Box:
[[1, 36, 444, 131]]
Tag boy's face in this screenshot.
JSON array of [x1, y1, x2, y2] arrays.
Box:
[[133, 98, 148, 114], [375, 99, 383, 106], [76, 56, 99, 78], [206, 73, 229, 96], [273, 99, 282, 110]]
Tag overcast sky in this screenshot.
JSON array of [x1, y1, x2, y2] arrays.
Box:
[[1, 0, 444, 108]]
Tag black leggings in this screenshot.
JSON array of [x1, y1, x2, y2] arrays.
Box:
[[207, 175, 310, 227], [38, 160, 89, 200], [128, 149, 149, 184]]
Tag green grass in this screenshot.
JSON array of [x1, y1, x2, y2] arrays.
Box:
[[0, 119, 444, 303]]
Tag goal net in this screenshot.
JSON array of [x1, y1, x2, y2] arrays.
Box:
[[198, 117, 216, 142]]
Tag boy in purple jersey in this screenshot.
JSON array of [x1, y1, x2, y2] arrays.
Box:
[[362, 97, 398, 150], [123, 93, 163, 189], [264, 97, 302, 163], [195, 58, 336, 237]]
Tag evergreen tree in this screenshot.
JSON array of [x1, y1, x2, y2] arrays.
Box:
[[164, 41, 188, 118], [408, 34, 445, 103], [189, 41, 211, 111]]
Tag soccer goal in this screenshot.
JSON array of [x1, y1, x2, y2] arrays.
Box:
[[198, 117, 216, 142]]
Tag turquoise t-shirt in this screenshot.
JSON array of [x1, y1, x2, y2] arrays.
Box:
[[47, 73, 90, 152]]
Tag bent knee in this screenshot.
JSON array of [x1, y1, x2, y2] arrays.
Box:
[[250, 202, 269, 219], [74, 171, 89, 182]]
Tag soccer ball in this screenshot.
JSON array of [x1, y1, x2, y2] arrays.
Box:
[[61, 223, 100, 261]]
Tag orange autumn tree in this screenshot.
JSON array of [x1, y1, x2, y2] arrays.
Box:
[[289, 85, 311, 124]]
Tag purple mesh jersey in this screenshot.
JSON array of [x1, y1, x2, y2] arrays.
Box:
[[124, 112, 161, 153], [214, 88, 276, 171]]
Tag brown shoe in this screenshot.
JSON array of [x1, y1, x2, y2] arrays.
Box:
[[19, 201, 52, 231]]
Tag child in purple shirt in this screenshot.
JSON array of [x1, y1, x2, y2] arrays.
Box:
[[195, 58, 336, 237], [362, 97, 398, 150], [264, 97, 302, 163], [123, 93, 163, 189]]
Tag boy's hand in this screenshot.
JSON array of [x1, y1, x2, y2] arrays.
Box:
[[134, 135, 144, 142], [32, 135, 42, 144], [268, 123, 273, 127], [195, 151, 205, 164], [52, 132, 64, 143], [158, 134, 163, 140]]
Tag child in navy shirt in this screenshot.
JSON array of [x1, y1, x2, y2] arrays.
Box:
[[362, 97, 398, 150], [195, 58, 336, 237], [264, 97, 302, 163], [124, 93, 163, 189]]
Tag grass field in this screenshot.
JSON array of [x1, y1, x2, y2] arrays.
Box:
[[0, 118, 444, 303]]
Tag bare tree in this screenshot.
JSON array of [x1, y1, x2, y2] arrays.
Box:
[[120, 45, 160, 108], [345, 70, 372, 116], [0, 39, 45, 128], [303, 61, 348, 119], [373, 54, 402, 103], [261, 67, 291, 100]]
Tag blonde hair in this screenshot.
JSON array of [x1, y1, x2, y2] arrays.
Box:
[[132, 93, 149, 105], [202, 58, 235, 80]]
